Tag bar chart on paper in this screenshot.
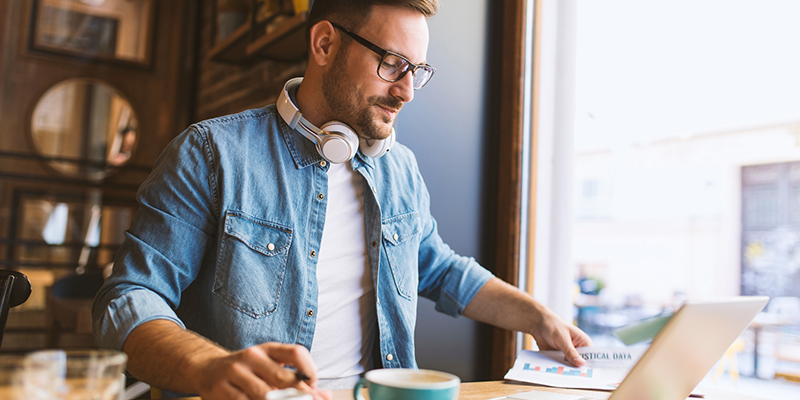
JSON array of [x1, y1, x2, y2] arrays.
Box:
[[505, 348, 646, 391], [523, 364, 594, 378]]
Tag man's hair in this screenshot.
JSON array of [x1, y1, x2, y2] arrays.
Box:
[[305, 0, 439, 48]]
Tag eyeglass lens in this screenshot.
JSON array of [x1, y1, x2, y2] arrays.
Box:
[[379, 53, 434, 89]]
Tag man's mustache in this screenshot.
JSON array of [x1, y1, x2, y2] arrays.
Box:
[[372, 96, 403, 112]]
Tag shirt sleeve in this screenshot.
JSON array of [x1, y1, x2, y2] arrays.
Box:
[[92, 125, 218, 350], [414, 169, 494, 317]]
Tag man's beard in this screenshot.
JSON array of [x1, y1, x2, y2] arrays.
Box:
[[322, 48, 403, 140]]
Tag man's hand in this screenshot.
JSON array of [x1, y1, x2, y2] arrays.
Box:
[[528, 307, 593, 367], [123, 320, 330, 400], [196, 343, 331, 400], [463, 277, 593, 368]]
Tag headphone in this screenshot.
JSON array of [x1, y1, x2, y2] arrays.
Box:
[[277, 77, 395, 164]]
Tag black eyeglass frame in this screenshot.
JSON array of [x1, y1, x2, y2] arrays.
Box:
[[330, 22, 435, 89]]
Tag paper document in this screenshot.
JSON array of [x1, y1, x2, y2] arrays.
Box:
[[504, 347, 646, 392]]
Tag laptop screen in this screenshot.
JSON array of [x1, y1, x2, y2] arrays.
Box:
[[608, 296, 769, 400]]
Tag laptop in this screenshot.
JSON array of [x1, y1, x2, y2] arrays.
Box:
[[501, 296, 770, 400]]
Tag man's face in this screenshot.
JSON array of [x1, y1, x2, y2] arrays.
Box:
[[322, 6, 430, 140]]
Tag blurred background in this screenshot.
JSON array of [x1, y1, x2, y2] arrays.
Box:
[[569, 0, 800, 396]]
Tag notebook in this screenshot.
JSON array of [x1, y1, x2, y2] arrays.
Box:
[[500, 296, 770, 400]]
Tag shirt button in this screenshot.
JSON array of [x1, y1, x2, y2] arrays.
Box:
[[371, 240, 377, 247], [317, 193, 324, 200], [393, 233, 399, 241], [372, 186, 377, 193], [310, 250, 316, 257], [267, 243, 275, 251], [386, 354, 393, 361], [308, 309, 314, 317], [320, 161, 327, 167]]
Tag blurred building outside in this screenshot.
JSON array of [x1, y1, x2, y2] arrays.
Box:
[[571, 120, 800, 381], [567, 1, 800, 390]]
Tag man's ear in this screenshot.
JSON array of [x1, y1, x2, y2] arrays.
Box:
[[309, 20, 339, 67]]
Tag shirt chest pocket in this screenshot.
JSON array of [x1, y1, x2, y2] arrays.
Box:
[[214, 211, 292, 318], [382, 213, 421, 300]]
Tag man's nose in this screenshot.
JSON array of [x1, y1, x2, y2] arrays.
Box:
[[390, 72, 415, 103]]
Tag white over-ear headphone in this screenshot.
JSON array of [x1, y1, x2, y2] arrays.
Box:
[[276, 77, 395, 164]]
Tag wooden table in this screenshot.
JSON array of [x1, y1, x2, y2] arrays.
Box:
[[336, 381, 609, 400], [169, 380, 763, 400]]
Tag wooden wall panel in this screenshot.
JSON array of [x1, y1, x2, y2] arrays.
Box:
[[193, 0, 306, 121], [0, 0, 197, 353]]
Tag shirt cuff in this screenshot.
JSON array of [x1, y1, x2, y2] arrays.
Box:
[[93, 288, 185, 351], [434, 261, 494, 316]]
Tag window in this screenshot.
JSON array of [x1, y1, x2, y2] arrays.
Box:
[[520, 3, 800, 389]]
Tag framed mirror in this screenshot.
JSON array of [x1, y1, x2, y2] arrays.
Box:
[[30, 78, 139, 179], [30, 0, 155, 66]]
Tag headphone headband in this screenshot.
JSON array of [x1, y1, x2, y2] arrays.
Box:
[[276, 78, 321, 139]]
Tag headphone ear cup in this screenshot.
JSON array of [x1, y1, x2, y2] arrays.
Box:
[[318, 121, 359, 163], [359, 128, 396, 159]]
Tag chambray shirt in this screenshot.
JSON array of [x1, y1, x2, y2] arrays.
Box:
[[92, 105, 494, 377]]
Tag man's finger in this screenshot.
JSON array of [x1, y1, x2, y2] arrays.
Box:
[[571, 327, 593, 348], [263, 343, 319, 383], [236, 346, 295, 390], [557, 335, 586, 367], [227, 362, 272, 400]]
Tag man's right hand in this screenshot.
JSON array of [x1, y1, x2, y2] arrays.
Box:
[[195, 343, 331, 400], [122, 320, 330, 400]]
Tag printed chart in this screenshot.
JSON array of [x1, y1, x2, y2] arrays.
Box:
[[523, 364, 594, 378], [505, 348, 646, 391]]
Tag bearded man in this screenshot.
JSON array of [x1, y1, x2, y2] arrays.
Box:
[[93, 1, 592, 399]]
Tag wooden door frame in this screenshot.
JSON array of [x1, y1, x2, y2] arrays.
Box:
[[488, 0, 541, 379]]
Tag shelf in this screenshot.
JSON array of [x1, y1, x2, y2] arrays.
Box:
[[246, 11, 308, 62], [207, 20, 253, 63], [207, 11, 308, 64]]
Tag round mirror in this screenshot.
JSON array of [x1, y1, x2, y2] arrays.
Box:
[[31, 79, 138, 179]]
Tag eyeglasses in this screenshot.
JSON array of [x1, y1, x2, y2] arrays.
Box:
[[331, 22, 435, 90]]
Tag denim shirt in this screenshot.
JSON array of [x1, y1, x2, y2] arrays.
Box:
[[92, 105, 494, 374]]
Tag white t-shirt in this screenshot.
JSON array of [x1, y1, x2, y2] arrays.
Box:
[[311, 162, 377, 390]]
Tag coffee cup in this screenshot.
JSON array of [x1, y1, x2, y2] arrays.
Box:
[[353, 368, 460, 400]]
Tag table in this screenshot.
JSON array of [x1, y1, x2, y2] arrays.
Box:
[[169, 380, 763, 400]]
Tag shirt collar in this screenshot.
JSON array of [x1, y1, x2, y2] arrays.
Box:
[[353, 148, 374, 170], [274, 105, 376, 170], [277, 107, 325, 169]]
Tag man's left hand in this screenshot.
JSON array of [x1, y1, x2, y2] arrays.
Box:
[[528, 307, 593, 367], [463, 277, 593, 368]]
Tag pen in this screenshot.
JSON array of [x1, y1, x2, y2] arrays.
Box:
[[294, 369, 311, 382], [282, 365, 310, 382]]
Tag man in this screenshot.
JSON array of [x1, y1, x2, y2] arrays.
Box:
[[93, 1, 592, 399]]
